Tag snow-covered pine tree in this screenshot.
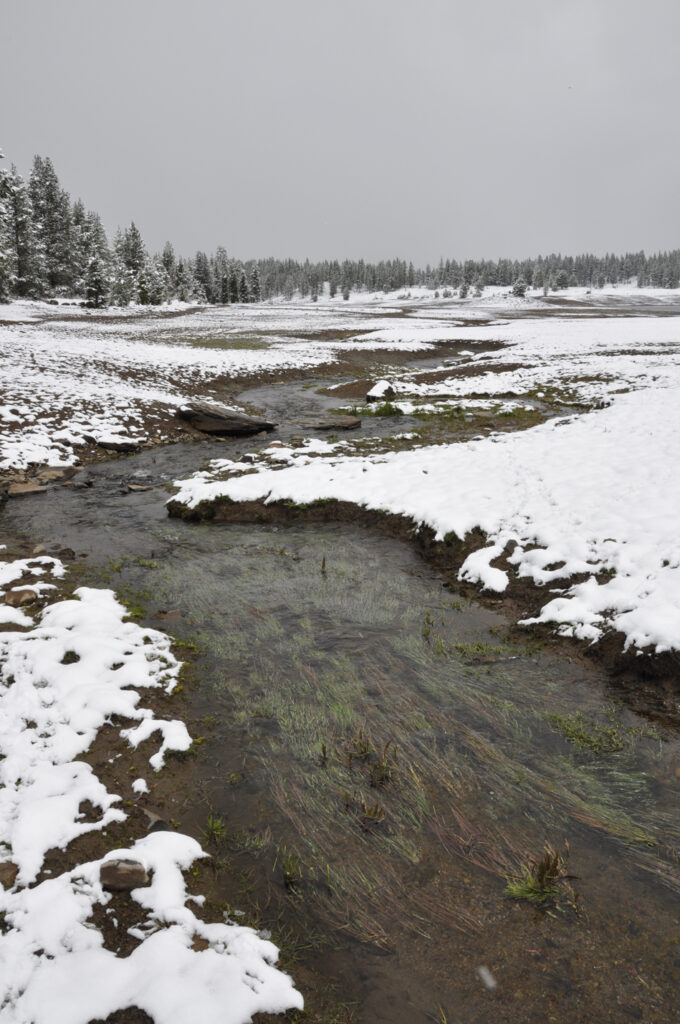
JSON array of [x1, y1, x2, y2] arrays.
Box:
[[69, 199, 90, 295], [109, 253, 136, 306], [238, 269, 250, 303], [121, 222, 146, 276], [161, 241, 177, 285], [0, 150, 17, 301], [174, 259, 196, 303], [29, 156, 73, 291], [6, 166, 46, 297], [85, 252, 109, 307], [249, 265, 261, 302]]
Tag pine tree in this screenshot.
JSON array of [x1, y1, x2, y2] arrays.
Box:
[[109, 255, 136, 306], [6, 166, 46, 297], [120, 222, 146, 275], [29, 156, 72, 290], [239, 269, 250, 303], [161, 241, 177, 283], [85, 253, 109, 307], [0, 152, 17, 301], [174, 259, 196, 303], [249, 265, 261, 302]]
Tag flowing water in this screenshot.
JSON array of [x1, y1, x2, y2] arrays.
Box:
[[5, 385, 680, 1023]]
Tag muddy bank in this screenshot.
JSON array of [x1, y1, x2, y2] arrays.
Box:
[[168, 494, 680, 692]]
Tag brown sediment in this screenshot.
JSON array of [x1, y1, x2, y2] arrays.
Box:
[[167, 494, 680, 691]]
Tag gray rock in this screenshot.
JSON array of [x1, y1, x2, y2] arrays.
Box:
[[96, 438, 141, 453], [366, 381, 396, 402], [177, 400, 275, 436], [296, 415, 361, 431], [100, 858, 149, 891]]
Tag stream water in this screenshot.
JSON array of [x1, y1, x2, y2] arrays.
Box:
[[4, 380, 680, 1023]]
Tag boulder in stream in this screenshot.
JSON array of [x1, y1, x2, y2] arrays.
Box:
[[366, 380, 396, 402], [177, 400, 276, 436], [295, 415, 361, 431]]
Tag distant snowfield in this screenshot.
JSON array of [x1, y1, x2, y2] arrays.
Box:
[[0, 554, 302, 1023], [0, 299, 446, 470]]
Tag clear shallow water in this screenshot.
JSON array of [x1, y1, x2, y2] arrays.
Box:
[[5, 432, 680, 1023]]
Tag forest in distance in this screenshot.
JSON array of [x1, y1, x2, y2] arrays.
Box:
[[2, 147, 680, 308]]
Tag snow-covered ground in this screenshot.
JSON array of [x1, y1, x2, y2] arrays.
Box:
[[0, 551, 302, 1022], [4, 285, 680, 472], [169, 296, 680, 656], [0, 301, 447, 471]]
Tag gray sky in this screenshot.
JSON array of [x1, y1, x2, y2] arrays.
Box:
[[2, 0, 679, 264]]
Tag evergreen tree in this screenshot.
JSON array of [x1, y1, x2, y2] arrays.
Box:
[[161, 241, 177, 282], [238, 269, 250, 303], [85, 253, 109, 307], [69, 199, 90, 294], [6, 166, 46, 297], [29, 156, 72, 290], [249, 265, 261, 302], [0, 152, 17, 301], [174, 259, 195, 303], [120, 222, 146, 275], [109, 255, 136, 306]]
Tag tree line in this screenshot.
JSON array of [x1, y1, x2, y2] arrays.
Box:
[[1, 148, 679, 307]]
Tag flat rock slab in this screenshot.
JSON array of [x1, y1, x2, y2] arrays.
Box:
[[96, 438, 141, 453], [4, 589, 37, 607], [100, 858, 149, 891], [295, 415, 361, 431], [178, 400, 275, 436], [35, 466, 77, 483], [8, 482, 47, 496]]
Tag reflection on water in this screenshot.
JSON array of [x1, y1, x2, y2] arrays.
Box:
[[5, 446, 680, 1023]]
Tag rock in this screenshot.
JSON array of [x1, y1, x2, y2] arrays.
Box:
[[0, 862, 18, 889], [96, 437, 141, 453], [7, 482, 47, 497], [296, 415, 361, 431], [128, 483, 151, 491], [4, 589, 36, 607], [32, 544, 47, 554], [366, 380, 396, 402], [35, 467, 77, 484], [100, 858, 149, 891], [177, 400, 276, 436]]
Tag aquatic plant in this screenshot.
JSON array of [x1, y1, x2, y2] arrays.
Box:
[[505, 841, 576, 908], [204, 813, 227, 845]]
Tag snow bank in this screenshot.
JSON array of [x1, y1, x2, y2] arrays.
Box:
[[1, 832, 302, 1024], [0, 555, 302, 1021], [172, 387, 680, 654]]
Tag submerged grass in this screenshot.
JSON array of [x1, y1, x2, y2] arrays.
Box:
[[129, 528, 680, 951]]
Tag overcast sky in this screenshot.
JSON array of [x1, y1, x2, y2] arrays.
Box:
[[2, 0, 679, 264]]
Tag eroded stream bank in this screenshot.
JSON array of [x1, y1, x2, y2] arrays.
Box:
[[4, 413, 680, 1023]]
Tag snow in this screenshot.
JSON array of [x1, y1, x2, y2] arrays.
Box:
[[0, 303, 446, 469], [172, 382, 680, 654], [2, 833, 302, 1024], [366, 379, 394, 400], [0, 554, 302, 1022]]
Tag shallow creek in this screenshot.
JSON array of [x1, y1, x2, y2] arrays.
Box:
[[4, 388, 680, 1023]]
